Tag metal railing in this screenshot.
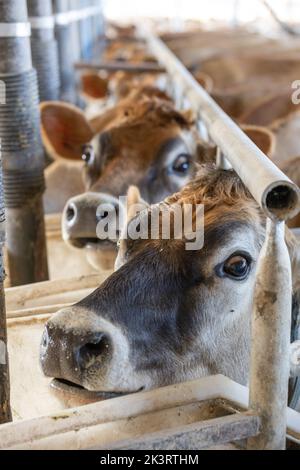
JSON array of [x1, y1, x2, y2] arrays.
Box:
[[141, 28, 300, 450]]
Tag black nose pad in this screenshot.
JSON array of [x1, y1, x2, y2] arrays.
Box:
[[66, 202, 77, 225], [77, 333, 111, 369]]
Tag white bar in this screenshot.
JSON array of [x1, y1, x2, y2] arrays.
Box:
[[55, 7, 102, 26], [0, 375, 298, 450], [29, 16, 55, 30], [0, 23, 31, 38]]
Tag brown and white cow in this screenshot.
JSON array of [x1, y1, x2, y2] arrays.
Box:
[[41, 92, 218, 267], [59, 123, 275, 271], [40, 165, 300, 396]]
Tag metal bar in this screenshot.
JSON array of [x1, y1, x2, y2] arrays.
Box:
[[247, 220, 292, 449], [75, 61, 164, 73], [0, 0, 48, 286], [107, 412, 261, 450], [142, 29, 300, 221], [216, 148, 232, 170], [290, 341, 300, 378], [0, 23, 31, 37], [0, 154, 12, 424]]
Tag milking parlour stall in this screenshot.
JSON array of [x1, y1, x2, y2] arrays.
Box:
[[0, 0, 300, 463]]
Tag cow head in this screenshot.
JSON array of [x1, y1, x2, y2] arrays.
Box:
[[40, 97, 215, 270], [40, 166, 299, 393]]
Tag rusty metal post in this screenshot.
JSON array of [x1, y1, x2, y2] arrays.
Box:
[[0, 155, 12, 423], [69, 0, 81, 64], [0, 0, 49, 286], [28, 0, 60, 101], [247, 219, 292, 450], [53, 0, 76, 102]]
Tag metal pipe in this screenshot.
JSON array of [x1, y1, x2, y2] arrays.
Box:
[[142, 28, 300, 450], [290, 341, 300, 378], [216, 148, 232, 170], [78, 0, 92, 60], [52, 0, 76, 102], [28, 0, 60, 101], [142, 29, 300, 221], [247, 220, 292, 449], [0, 0, 48, 286], [0, 156, 12, 424]]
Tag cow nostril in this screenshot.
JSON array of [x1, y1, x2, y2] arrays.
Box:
[[66, 203, 77, 224], [41, 328, 49, 352], [78, 333, 110, 369]]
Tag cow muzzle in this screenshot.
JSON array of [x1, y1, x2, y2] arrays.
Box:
[[62, 192, 123, 269], [40, 314, 113, 390]]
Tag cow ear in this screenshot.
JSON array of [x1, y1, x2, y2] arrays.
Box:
[[126, 186, 149, 222], [40, 102, 94, 161], [80, 73, 109, 100], [194, 71, 214, 94], [196, 140, 218, 163], [241, 125, 275, 157]]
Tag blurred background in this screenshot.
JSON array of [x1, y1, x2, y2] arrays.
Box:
[[103, 0, 300, 33]]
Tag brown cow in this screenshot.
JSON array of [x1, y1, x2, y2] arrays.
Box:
[[41, 93, 217, 268], [59, 123, 274, 271], [40, 165, 300, 398]]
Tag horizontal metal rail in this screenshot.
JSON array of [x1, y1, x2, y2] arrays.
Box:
[[142, 29, 300, 222], [75, 61, 165, 73], [55, 6, 103, 26]]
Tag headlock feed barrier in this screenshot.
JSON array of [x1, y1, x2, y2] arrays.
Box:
[[141, 27, 300, 450]]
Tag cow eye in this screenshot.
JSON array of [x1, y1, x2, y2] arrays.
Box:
[[82, 145, 95, 165], [172, 154, 191, 174], [221, 254, 251, 280]]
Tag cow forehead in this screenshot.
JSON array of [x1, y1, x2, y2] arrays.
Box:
[[125, 203, 263, 263]]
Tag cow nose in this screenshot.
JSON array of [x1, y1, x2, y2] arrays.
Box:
[[40, 321, 112, 381], [62, 192, 122, 248]]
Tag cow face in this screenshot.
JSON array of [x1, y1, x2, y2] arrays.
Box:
[[42, 97, 215, 269], [42, 167, 297, 393]]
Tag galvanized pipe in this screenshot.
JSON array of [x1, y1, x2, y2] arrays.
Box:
[[247, 220, 292, 449], [0, 156, 12, 424], [69, 0, 81, 68], [78, 0, 92, 60], [28, 0, 60, 102], [52, 0, 76, 102], [0, 0, 48, 286], [142, 30, 300, 222], [90, 0, 104, 45]]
